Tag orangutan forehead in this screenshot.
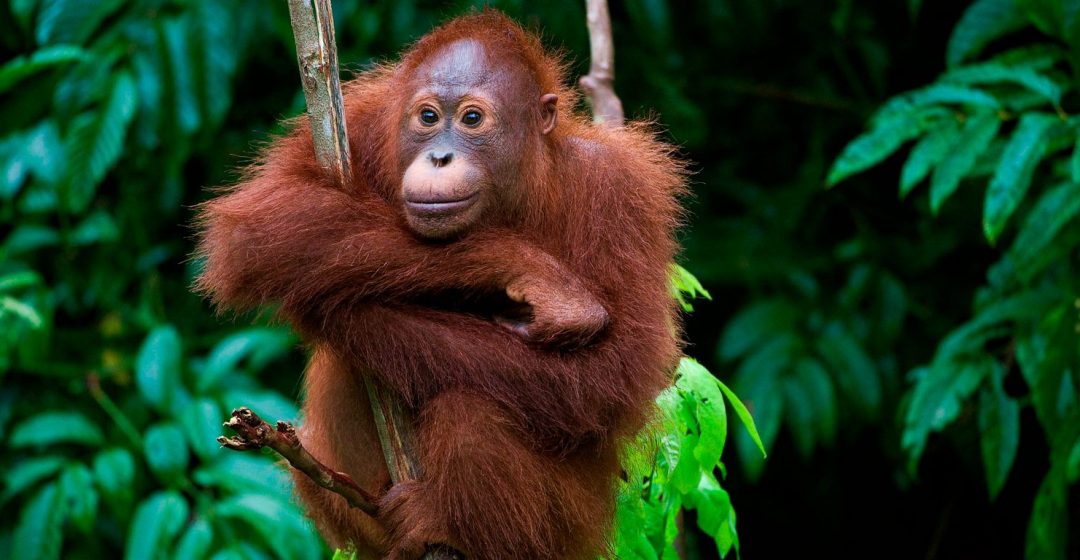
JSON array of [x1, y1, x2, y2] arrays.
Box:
[[413, 38, 537, 95]]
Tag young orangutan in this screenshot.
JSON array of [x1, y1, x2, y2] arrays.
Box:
[[196, 10, 685, 560]]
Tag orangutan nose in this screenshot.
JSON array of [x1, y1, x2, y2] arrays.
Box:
[[429, 150, 453, 168]]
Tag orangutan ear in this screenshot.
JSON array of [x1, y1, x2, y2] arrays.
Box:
[[540, 94, 558, 135]]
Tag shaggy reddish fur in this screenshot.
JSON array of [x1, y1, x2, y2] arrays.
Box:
[[196, 11, 685, 560]]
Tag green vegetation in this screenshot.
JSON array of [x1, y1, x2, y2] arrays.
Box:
[[1, 0, 1078, 559]]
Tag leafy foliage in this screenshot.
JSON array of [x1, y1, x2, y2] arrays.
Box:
[[828, 1, 1080, 556], [610, 278, 764, 560], [0, 1, 324, 558]]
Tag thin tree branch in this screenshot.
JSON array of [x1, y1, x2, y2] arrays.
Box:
[[287, 0, 352, 187], [364, 375, 422, 484], [579, 0, 624, 125], [219, 407, 379, 516], [285, 0, 425, 494], [280, 3, 460, 559]]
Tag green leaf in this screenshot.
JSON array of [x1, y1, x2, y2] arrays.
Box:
[[1067, 437, 1080, 483], [125, 491, 190, 560], [92, 448, 134, 508], [690, 471, 738, 556], [35, 0, 125, 45], [717, 299, 799, 361], [946, 0, 1027, 67], [181, 398, 224, 460], [221, 389, 299, 424], [216, 493, 321, 560], [197, 327, 295, 392], [943, 63, 1063, 106], [946, 62, 1062, 106], [784, 359, 838, 456], [1025, 469, 1067, 560], [929, 111, 1001, 214], [717, 378, 766, 459], [0, 46, 85, 95], [61, 71, 138, 213], [669, 264, 712, 313], [12, 482, 66, 560], [1008, 182, 1080, 278], [827, 111, 926, 186], [174, 518, 213, 560], [1071, 135, 1080, 183], [59, 464, 98, 533], [162, 17, 201, 135], [136, 325, 183, 412], [193, 453, 292, 496], [1, 456, 66, 504], [817, 323, 881, 419], [900, 119, 961, 198], [978, 379, 1020, 499], [3, 226, 60, 255], [983, 112, 1059, 243], [675, 358, 727, 469], [144, 423, 190, 483], [0, 296, 44, 329], [9, 411, 104, 448], [69, 210, 119, 246], [903, 361, 995, 471]]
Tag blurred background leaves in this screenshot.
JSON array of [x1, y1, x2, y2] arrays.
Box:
[[1, 0, 1078, 559]]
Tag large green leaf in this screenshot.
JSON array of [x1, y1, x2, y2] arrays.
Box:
[[978, 378, 1020, 499], [174, 518, 214, 560], [983, 112, 1059, 244], [135, 325, 183, 412], [59, 464, 98, 533], [717, 299, 799, 361], [827, 109, 930, 186], [9, 411, 104, 448], [1, 456, 66, 505], [675, 358, 727, 470], [61, 71, 138, 213], [902, 361, 993, 471], [1008, 182, 1080, 280], [143, 423, 190, 484], [124, 491, 190, 560], [35, 0, 125, 45], [900, 119, 961, 198], [817, 323, 881, 419], [929, 111, 1001, 214], [1025, 469, 1067, 560], [0, 46, 85, 95], [12, 482, 66, 560], [92, 447, 134, 513], [197, 327, 295, 392], [943, 63, 1063, 106], [180, 397, 224, 460], [216, 493, 321, 560], [946, 0, 1027, 67]]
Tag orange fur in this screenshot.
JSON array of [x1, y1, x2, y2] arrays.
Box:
[[196, 11, 685, 559]]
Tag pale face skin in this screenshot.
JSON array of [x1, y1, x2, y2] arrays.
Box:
[[397, 39, 557, 239]]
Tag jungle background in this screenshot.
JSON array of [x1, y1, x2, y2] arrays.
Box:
[[1, 0, 1079, 558]]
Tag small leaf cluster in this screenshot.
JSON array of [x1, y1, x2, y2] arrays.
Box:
[[609, 274, 765, 560], [828, 1, 1080, 557]]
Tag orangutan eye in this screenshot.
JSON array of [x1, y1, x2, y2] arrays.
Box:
[[419, 108, 439, 125], [461, 110, 483, 127]]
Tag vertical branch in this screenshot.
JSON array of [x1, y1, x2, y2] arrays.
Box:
[[284, 3, 460, 559], [287, 0, 352, 186], [579, 0, 624, 125], [364, 375, 422, 483]]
